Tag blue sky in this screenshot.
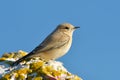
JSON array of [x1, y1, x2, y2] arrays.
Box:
[[0, 0, 120, 80]]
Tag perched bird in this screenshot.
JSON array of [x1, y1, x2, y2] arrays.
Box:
[[12, 23, 79, 66]]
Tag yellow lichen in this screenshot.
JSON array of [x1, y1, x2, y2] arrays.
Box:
[[27, 76, 33, 80], [2, 74, 11, 80], [0, 57, 6, 61], [34, 77, 43, 80], [13, 50, 27, 59], [74, 75, 82, 80], [1, 50, 27, 60], [2, 52, 14, 58], [42, 66, 52, 75], [13, 68, 30, 79], [18, 50, 27, 57], [0, 51, 82, 80], [16, 74, 25, 80], [41, 65, 63, 77], [52, 70, 61, 77], [16, 68, 29, 74], [30, 61, 44, 71]]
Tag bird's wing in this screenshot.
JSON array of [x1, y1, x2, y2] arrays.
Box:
[[31, 33, 70, 53], [11, 33, 70, 66]]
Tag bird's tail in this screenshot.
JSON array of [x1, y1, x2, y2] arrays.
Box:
[[11, 56, 26, 66], [11, 52, 33, 66]]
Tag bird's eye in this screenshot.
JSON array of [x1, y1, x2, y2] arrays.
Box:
[[64, 27, 69, 29]]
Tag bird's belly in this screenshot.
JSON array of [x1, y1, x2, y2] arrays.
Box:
[[36, 41, 72, 60]]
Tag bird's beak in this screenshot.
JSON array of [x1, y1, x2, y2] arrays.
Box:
[[74, 26, 80, 29]]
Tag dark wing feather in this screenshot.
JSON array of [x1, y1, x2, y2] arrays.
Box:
[[12, 32, 70, 66], [31, 32, 70, 54]]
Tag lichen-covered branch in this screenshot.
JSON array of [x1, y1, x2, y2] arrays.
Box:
[[0, 50, 82, 80]]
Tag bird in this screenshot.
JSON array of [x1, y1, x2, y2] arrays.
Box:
[[12, 23, 79, 66]]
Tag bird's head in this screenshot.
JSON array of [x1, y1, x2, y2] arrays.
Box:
[[56, 23, 80, 35]]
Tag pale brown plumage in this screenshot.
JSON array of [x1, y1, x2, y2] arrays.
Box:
[[12, 23, 79, 66]]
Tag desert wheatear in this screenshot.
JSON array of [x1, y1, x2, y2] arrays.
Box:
[[12, 23, 79, 66]]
